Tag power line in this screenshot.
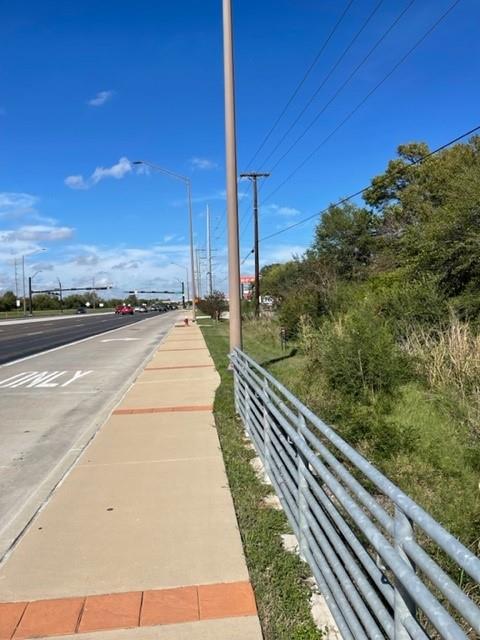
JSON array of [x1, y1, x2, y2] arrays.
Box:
[[259, 0, 387, 170], [261, 0, 415, 172], [244, 0, 355, 171], [254, 123, 480, 249], [261, 0, 462, 206]]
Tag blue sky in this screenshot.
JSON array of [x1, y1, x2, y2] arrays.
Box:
[[0, 0, 479, 299]]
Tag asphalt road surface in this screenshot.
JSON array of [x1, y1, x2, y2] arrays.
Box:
[[0, 311, 172, 365], [0, 311, 180, 559]]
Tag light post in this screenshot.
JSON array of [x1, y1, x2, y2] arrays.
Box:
[[57, 277, 63, 313], [133, 160, 196, 322], [170, 262, 190, 306], [28, 270, 42, 316], [21, 248, 47, 317]]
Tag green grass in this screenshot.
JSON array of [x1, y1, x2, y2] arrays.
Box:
[[200, 318, 322, 640]]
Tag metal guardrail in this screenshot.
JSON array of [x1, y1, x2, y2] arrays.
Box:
[[231, 348, 480, 640]]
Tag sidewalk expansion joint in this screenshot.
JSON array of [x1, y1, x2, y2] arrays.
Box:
[[0, 581, 257, 639], [113, 405, 213, 415]]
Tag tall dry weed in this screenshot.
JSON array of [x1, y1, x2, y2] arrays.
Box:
[[405, 318, 480, 439]]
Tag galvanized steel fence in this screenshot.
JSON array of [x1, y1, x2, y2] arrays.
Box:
[[231, 348, 480, 640]]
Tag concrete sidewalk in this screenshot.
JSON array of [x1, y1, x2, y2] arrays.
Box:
[[0, 319, 263, 639]]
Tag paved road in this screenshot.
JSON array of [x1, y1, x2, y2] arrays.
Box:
[[0, 311, 171, 365], [0, 311, 180, 560]]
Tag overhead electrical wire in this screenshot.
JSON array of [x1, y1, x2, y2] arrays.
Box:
[[234, 1, 356, 244], [239, 0, 415, 246], [261, 0, 416, 172], [244, 0, 355, 172], [236, 123, 480, 267], [259, 0, 387, 170], [260, 0, 463, 206]]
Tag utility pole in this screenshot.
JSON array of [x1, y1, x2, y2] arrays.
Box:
[[207, 205, 213, 296], [14, 258, 18, 300], [223, 0, 242, 351], [239, 172, 270, 317], [181, 281, 185, 309], [196, 248, 202, 299], [22, 256, 26, 318]]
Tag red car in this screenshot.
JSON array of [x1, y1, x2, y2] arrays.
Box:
[[115, 305, 134, 315]]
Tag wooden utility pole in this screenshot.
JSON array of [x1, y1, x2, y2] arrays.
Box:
[[239, 172, 270, 317]]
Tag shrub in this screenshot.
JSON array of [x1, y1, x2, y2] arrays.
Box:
[[301, 309, 410, 403], [197, 290, 228, 319]]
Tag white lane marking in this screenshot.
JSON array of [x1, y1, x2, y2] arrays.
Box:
[[26, 331, 43, 336], [101, 337, 140, 343], [1, 313, 176, 367], [0, 370, 93, 388]]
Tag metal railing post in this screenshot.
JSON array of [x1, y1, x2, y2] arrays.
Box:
[[297, 412, 309, 561], [262, 377, 272, 477], [394, 506, 417, 638]]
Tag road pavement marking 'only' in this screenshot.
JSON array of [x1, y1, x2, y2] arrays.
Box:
[[0, 370, 93, 389]]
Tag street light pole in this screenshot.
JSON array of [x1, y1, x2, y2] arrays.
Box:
[[22, 255, 26, 318], [133, 160, 196, 322], [222, 0, 242, 352]]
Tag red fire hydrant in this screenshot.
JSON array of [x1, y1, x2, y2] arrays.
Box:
[[184, 317, 189, 326]]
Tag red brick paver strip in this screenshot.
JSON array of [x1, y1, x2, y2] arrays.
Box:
[[13, 597, 84, 639], [0, 602, 27, 639], [198, 582, 257, 620], [140, 586, 198, 627], [1, 582, 257, 638], [157, 347, 208, 352], [113, 405, 213, 415], [145, 364, 215, 370], [78, 591, 142, 633]]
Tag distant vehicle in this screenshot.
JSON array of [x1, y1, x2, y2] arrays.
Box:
[[76, 307, 87, 314], [134, 306, 148, 313], [116, 305, 134, 315]]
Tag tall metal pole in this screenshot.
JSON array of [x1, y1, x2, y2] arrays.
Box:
[[181, 281, 185, 309], [240, 172, 269, 318], [207, 204, 213, 296], [186, 180, 197, 321], [14, 258, 19, 299], [196, 247, 202, 299], [28, 276, 32, 316], [22, 255, 26, 318], [222, 0, 242, 351]]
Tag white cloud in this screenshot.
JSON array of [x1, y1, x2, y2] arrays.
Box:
[[64, 175, 88, 190], [0, 192, 38, 217], [163, 234, 175, 243], [190, 157, 218, 171], [4, 225, 74, 242], [65, 157, 133, 190], [265, 203, 301, 217], [87, 90, 114, 107]]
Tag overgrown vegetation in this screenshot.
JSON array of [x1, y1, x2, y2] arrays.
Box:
[[258, 136, 480, 555], [200, 318, 321, 639]]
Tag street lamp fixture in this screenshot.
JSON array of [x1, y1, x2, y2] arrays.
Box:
[[133, 160, 197, 322]]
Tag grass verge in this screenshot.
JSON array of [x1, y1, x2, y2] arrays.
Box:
[[200, 318, 322, 640]]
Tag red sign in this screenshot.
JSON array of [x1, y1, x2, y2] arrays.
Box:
[[240, 275, 255, 284]]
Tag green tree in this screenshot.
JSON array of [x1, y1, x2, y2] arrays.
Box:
[[0, 290, 17, 311], [308, 203, 378, 280], [198, 291, 228, 319]]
